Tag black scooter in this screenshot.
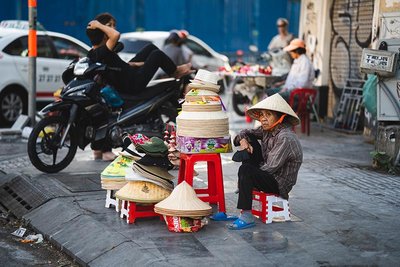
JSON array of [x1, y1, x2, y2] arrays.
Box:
[[28, 54, 181, 173]]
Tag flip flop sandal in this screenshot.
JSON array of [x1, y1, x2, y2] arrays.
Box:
[[210, 212, 238, 221], [227, 218, 255, 230]]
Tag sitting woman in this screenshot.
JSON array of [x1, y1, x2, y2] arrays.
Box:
[[86, 13, 192, 95], [268, 38, 314, 101], [228, 94, 303, 230]]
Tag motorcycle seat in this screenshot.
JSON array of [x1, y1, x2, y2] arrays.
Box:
[[119, 78, 178, 102]]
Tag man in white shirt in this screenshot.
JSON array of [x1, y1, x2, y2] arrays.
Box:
[[268, 18, 294, 51], [268, 38, 314, 100]]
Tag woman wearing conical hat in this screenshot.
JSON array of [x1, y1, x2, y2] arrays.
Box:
[[228, 94, 303, 230]]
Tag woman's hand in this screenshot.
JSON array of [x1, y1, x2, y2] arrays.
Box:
[[239, 138, 253, 154], [87, 20, 102, 30]]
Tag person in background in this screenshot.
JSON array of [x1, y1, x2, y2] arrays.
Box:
[[228, 94, 303, 230], [268, 18, 294, 51], [268, 38, 314, 100], [162, 30, 193, 70]]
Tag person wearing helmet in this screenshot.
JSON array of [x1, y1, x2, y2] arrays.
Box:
[[268, 38, 314, 100], [228, 94, 303, 230], [268, 18, 294, 51], [162, 30, 193, 66]]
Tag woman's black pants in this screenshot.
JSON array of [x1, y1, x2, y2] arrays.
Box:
[[237, 134, 280, 210], [128, 44, 177, 93]]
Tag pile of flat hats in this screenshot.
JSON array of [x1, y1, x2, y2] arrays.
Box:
[[116, 133, 176, 204], [100, 155, 135, 190], [154, 181, 212, 218], [176, 69, 229, 139]]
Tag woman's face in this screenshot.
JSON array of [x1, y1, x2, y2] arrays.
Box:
[[289, 50, 299, 59], [259, 110, 279, 130]]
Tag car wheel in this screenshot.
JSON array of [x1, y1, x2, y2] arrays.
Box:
[[0, 88, 27, 126]]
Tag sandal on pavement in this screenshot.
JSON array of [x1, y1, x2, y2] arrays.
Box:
[[227, 218, 255, 230], [210, 212, 238, 221]]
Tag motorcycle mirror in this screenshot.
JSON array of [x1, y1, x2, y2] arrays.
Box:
[[113, 42, 124, 53]]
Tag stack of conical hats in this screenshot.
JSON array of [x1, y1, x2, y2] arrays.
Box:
[[154, 181, 212, 217], [177, 69, 229, 139], [100, 155, 135, 190], [116, 134, 175, 204]]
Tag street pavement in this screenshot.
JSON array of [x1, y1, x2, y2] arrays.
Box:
[[0, 107, 399, 266]]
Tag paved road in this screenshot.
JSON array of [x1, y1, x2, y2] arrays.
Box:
[[0, 95, 399, 266]]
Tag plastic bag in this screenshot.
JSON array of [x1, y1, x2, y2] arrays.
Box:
[[101, 86, 124, 108], [362, 74, 377, 116]]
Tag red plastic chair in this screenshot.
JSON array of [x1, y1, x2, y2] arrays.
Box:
[[289, 88, 317, 136], [178, 153, 226, 213]]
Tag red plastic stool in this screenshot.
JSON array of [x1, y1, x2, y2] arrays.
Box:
[[289, 88, 317, 136], [178, 153, 226, 213], [251, 190, 291, 224], [119, 200, 162, 224]]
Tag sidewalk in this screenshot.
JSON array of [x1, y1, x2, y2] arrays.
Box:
[[0, 120, 399, 266]]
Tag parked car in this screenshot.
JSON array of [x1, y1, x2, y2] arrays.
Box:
[[0, 20, 90, 126], [118, 31, 230, 72]]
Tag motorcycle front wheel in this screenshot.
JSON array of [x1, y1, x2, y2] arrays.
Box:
[[28, 116, 77, 173]]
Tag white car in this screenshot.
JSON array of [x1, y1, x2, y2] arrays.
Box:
[[118, 31, 229, 72], [0, 20, 90, 126]]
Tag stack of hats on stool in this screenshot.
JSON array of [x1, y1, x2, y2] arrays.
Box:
[[154, 181, 212, 232], [116, 134, 175, 205], [176, 69, 232, 154]]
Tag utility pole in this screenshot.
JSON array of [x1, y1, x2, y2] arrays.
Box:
[[28, 0, 37, 126]]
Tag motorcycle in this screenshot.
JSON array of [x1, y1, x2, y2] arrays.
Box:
[[28, 54, 181, 173], [231, 48, 291, 116]]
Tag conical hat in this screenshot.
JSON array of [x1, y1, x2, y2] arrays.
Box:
[[154, 181, 212, 213], [101, 155, 134, 179], [247, 94, 300, 126], [115, 181, 171, 203]]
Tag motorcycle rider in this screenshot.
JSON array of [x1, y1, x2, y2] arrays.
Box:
[[86, 13, 191, 160], [86, 13, 192, 95]]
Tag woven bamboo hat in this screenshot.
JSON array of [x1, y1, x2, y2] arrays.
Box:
[[154, 181, 212, 217], [246, 93, 300, 126], [133, 162, 174, 181], [187, 69, 220, 93], [115, 181, 171, 203]]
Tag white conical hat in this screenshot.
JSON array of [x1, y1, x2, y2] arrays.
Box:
[[247, 93, 300, 126], [154, 181, 212, 214]]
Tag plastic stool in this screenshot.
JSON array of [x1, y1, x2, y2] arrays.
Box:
[[178, 153, 226, 213], [251, 190, 291, 224], [119, 200, 162, 224], [289, 88, 317, 136], [105, 190, 120, 212]]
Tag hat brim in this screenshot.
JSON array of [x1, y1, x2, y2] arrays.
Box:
[[246, 94, 300, 126]]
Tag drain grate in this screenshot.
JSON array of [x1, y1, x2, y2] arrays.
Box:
[[0, 174, 52, 218], [54, 172, 102, 193]]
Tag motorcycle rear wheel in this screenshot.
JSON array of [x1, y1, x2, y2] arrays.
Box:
[[28, 116, 77, 173]]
